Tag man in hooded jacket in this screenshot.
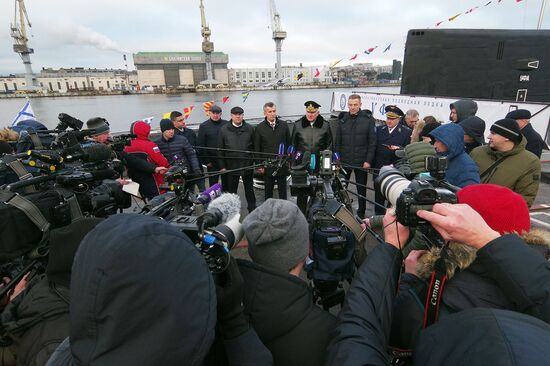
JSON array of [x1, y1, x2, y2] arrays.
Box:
[[428, 123, 480, 187], [46, 214, 272, 366], [449, 99, 478, 123]]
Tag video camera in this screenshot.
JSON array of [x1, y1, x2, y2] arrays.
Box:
[[290, 149, 360, 310], [375, 156, 459, 247]]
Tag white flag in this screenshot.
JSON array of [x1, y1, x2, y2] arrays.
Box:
[[142, 116, 154, 125], [11, 99, 37, 126]]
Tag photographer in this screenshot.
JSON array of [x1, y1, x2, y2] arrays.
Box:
[[326, 193, 550, 365]]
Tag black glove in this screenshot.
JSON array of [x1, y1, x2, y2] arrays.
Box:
[[215, 256, 249, 339]]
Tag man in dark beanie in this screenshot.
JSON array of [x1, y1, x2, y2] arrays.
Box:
[[86, 117, 111, 144], [459, 116, 486, 154], [471, 118, 541, 206], [418, 121, 441, 144], [506, 109, 545, 158], [155, 119, 201, 192], [239, 199, 336, 366]]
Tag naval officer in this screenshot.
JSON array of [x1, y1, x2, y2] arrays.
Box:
[[373, 105, 412, 214]]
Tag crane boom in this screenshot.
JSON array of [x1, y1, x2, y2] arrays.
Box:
[[10, 0, 39, 91]]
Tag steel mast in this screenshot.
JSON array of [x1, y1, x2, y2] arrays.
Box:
[[10, 0, 39, 90], [537, 0, 547, 29], [199, 0, 219, 87], [269, 0, 287, 81]]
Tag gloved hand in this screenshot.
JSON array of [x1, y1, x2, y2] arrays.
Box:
[[215, 256, 249, 340]]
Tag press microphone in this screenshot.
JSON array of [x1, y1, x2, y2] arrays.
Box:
[[64, 143, 113, 163], [194, 183, 222, 205], [55, 169, 118, 185], [197, 193, 241, 229]]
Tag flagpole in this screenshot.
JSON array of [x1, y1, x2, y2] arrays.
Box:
[[537, 0, 547, 30]]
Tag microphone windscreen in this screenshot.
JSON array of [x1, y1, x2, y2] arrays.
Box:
[[208, 193, 241, 222]]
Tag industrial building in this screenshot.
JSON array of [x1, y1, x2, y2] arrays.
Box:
[[229, 65, 331, 86], [0, 67, 137, 93], [133, 52, 229, 88]]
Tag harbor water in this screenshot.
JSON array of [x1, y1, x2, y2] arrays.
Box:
[[0, 87, 399, 132]]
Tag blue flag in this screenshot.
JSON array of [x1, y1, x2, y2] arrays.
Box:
[[11, 99, 36, 126]]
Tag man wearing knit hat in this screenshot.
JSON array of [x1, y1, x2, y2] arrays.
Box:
[[505, 109, 545, 158], [155, 119, 201, 192], [239, 199, 336, 366], [471, 118, 541, 206]]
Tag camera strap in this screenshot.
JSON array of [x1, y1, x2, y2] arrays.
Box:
[[479, 156, 509, 181], [324, 199, 367, 241], [423, 253, 448, 328], [27, 131, 44, 150], [2, 155, 35, 193]]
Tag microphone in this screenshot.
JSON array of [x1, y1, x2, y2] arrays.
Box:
[[277, 143, 285, 157], [309, 153, 316, 171], [197, 193, 241, 229], [24, 159, 57, 173], [56, 169, 118, 185], [64, 143, 113, 163], [194, 183, 222, 205]]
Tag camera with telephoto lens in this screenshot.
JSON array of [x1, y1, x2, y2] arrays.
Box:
[[375, 156, 459, 247]]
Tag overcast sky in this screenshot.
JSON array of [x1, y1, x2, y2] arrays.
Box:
[[0, 0, 547, 74]]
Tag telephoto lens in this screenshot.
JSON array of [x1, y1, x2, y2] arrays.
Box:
[[374, 166, 412, 207]]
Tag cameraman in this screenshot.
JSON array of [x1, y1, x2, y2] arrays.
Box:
[[326, 201, 550, 365]]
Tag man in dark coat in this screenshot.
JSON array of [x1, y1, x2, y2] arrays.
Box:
[[291, 101, 333, 213], [46, 214, 272, 366], [336, 94, 377, 218], [218, 106, 256, 212], [373, 105, 411, 214], [326, 203, 550, 365], [506, 109, 545, 158], [197, 105, 229, 188], [459, 116, 486, 154], [254, 102, 291, 201], [241, 199, 336, 366], [171, 111, 205, 191]]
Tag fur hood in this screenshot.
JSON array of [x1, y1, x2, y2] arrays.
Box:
[[300, 115, 325, 129], [416, 230, 550, 280]]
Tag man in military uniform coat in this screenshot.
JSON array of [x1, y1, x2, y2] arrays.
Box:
[[506, 109, 545, 158], [291, 101, 333, 213], [373, 105, 412, 214]]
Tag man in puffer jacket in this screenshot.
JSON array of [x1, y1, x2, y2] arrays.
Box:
[[124, 120, 169, 199], [429, 123, 479, 187]]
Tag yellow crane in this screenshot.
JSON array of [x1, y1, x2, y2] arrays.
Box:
[[10, 0, 39, 90], [198, 0, 220, 87]]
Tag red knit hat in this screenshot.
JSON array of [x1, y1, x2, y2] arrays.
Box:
[[457, 184, 530, 235]]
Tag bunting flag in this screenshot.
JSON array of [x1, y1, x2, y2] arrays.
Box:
[[516, 0, 523, 2], [203, 101, 214, 115], [242, 90, 251, 102], [465, 6, 479, 13], [11, 99, 36, 126], [142, 116, 154, 124], [436, 20, 445, 27], [314, 68, 320, 77], [330, 59, 343, 68], [183, 106, 194, 119], [162, 112, 171, 119], [349, 54, 358, 61], [383, 43, 392, 52], [448, 13, 462, 21], [222, 96, 229, 104], [484, 1, 492, 6], [364, 46, 378, 55], [295, 72, 304, 80]]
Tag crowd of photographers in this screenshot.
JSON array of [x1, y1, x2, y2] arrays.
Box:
[[0, 94, 548, 365]]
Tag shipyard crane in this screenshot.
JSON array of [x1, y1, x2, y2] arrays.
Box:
[[269, 0, 287, 81], [10, 0, 39, 90], [199, 0, 220, 87]]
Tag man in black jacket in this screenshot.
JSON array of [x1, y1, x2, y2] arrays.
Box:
[[254, 102, 291, 201], [506, 109, 545, 158], [326, 203, 550, 365], [197, 105, 229, 188], [156, 119, 202, 192], [336, 94, 376, 218], [218, 106, 256, 212], [291, 101, 333, 213], [171, 111, 205, 191], [241, 199, 336, 366]]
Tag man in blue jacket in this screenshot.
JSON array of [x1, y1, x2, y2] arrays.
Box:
[[429, 123, 479, 187]]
